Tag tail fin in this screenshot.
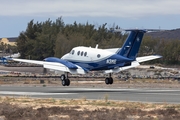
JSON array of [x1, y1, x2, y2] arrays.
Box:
[[117, 29, 146, 60]]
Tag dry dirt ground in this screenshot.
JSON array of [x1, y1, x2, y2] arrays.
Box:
[[1, 96, 180, 120]]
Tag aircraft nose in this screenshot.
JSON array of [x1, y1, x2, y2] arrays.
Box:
[[61, 54, 68, 59]]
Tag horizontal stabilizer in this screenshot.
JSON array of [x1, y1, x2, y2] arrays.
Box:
[[104, 61, 140, 74], [104, 55, 162, 74], [113, 29, 165, 33], [136, 55, 162, 63]]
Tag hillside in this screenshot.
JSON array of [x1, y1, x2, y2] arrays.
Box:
[[146, 28, 180, 40]]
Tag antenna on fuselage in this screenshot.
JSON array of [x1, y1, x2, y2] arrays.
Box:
[[95, 44, 98, 49]]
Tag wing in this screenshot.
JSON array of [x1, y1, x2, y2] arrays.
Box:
[[12, 58, 87, 74], [104, 55, 162, 74]]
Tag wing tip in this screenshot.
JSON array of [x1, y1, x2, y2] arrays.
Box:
[[153, 55, 163, 58]]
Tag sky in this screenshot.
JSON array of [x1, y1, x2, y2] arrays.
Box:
[[0, 0, 180, 37]]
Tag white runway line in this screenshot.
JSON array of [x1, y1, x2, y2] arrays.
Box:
[[0, 91, 77, 96], [65, 88, 180, 92]]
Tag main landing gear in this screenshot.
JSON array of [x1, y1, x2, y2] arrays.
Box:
[[60, 72, 113, 86], [105, 73, 113, 85], [60, 73, 70, 86]]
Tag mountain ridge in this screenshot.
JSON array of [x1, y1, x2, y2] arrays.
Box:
[[146, 28, 180, 40]]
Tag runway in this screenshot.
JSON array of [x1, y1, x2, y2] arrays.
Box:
[[0, 85, 180, 104]]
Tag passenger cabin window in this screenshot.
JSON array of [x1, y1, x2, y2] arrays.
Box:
[[81, 51, 84, 56], [77, 51, 80, 55], [76, 51, 88, 57], [84, 52, 87, 56], [97, 54, 101, 58]]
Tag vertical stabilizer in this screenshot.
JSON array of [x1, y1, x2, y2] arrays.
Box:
[[117, 30, 146, 60]]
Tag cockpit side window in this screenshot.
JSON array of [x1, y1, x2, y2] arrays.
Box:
[[72, 50, 75, 55]]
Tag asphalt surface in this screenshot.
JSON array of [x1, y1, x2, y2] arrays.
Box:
[[0, 85, 180, 104]]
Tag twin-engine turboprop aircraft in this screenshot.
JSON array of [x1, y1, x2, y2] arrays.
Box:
[[12, 29, 162, 86]]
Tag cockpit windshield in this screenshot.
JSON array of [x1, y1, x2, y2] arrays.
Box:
[[70, 49, 75, 55]]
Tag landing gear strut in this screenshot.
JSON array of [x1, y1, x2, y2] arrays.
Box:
[[60, 73, 70, 86], [105, 73, 113, 85]]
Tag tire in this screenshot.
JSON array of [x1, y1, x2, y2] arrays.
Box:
[[62, 80, 66, 86], [66, 79, 70, 86], [61, 74, 66, 80], [109, 77, 113, 84], [105, 78, 109, 84]]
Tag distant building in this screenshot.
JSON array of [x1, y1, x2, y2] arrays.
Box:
[[0, 37, 17, 46]]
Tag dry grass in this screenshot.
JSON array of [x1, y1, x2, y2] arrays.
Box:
[[0, 96, 179, 110], [1, 96, 180, 119]]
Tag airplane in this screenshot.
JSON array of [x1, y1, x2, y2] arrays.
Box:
[[12, 29, 162, 86], [4, 53, 20, 58], [0, 53, 20, 64], [0, 57, 7, 64]]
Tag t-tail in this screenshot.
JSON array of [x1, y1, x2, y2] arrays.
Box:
[[116, 29, 147, 60]]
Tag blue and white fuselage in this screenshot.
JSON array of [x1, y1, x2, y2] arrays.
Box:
[[61, 46, 133, 71]]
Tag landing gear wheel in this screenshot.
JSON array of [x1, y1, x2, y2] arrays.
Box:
[[105, 78, 110, 84], [61, 74, 66, 81], [66, 79, 70, 86], [62, 79, 70, 86], [109, 77, 113, 84], [62, 80, 66, 86], [105, 77, 113, 85], [61, 73, 71, 86]]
